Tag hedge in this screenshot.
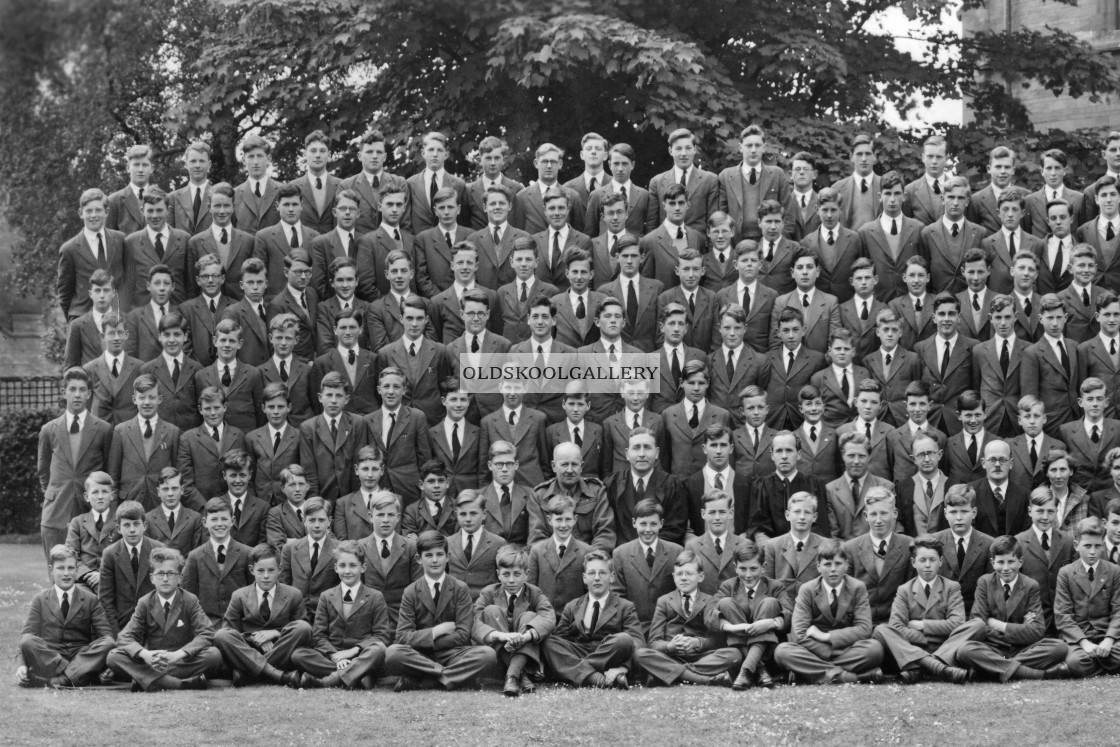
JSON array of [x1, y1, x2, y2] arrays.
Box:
[[0, 408, 55, 535]]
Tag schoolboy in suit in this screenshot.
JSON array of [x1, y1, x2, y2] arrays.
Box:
[[920, 176, 986, 295], [1021, 294, 1081, 437], [708, 541, 793, 689], [967, 147, 1028, 234], [786, 152, 821, 242], [1075, 290, 1120, 420], [107, 373, 181, 511], [685, 489, 750, 594], [549, 249, 605, 349], [955, 249, 995, 340], [265, 466, 311, 551], [385, 530, 499, 690], [447, 491, 503, 599], [883, 380, 947, 487], [185, 185, 252, 302], [213, 542, 311, 687], [365, 367, 432, 504], [245, 382, 302, 505], [863, 173, 926, 304], [647, 128, 718, 233], [98, 500, 164, 634], [531, 188, 593, 293], [473, 544, 557, 696], [716, 124, 791, 242], [308, 190, 366, 301], [902, 136, 950, 226], [808, 190, 866, 303], [291, 539, 393, 689], [831, 135, 881, 230], [1008, 395, 1065, 489], [634, 550, 741, 687], [139, 311, 202, 430], [640, 183, 706, 291], [289, 130, 341, 235], [222, 258, 272, 366], [716, 240, 777, 355], [983, 189, 1044, 294], [479, 440, 533, 545], [357, 187, 421, 301], [331, 446, 383, 541], [265, 249, 319, 363], [465, 136, 525, 230], [106, 546, 223, 691], [57, 188, 127, 321], [358, 491, 421, 625], [825, 432, 894, 540], [584, 145, 653, 239], [1054, 517, 1120, 677], [431, 378, 483, 494], [596, 235, 662, 352], [955, 535, 1070, 680], [1034, 199, 1075, 296], [252, 183, 318, 299], [773, 538, 886, 683], [527, 495, 593, 612], [16, 545, 115, 688], [375, 300, 454, 427], [759, 306, 826, 430], [468, 184, 530, 293], [404, 132, 468, 235], [299, 371, 368, 503], [838, 260, 886, 360], [762, 492, 829, 594], [870, 535, 973, 683], [310, 308, 378, 415], [834, 380, 894, 480], [105, 147, 152, 236], [886, 257, 936, 350], [794, 386, 842, 485], [941, 391, 996, 485], [496, 237, 557, 345], [124, 188, 191, 310], [661, 361, 731, 479], [657, 252, 720, 352], [1059, 377, 1120, 493], [38, 367, 114, 559], [1057, 248, 1103, 344], [895, 433, 954, 537], [182, 497, 253, 625], [145, 468, 205, 559], [915, 292, 977, 436], [543, 549, 645, 689], [232, 134, 281, 234], [258, 314, 315, 426], [64, 472, 118, 589], [415, 188, 474, 297], [338, 130, 407, 234], [477, 380, 549, 488], [610, 500, 683, 634], [193, 318, 266, 433], [972, 294, 1025, 437], [561, 132, 608, 227], [842, 488, 914, 624], [445, 290, 509, 419], [934, 484, 995, 615], [177, 386, 247, 510], [64, 270, 117, 370], [278, 498, 340, 619], [708, 307, 764, 423], [167, 140, 213, 235], [402, 459, 459, 538], [686, 424, 751, 539], [1016, 486, 1077, 632], [86, 311, 142, 426], [219, 450, 269, 547], [747, 431, 830, 541]]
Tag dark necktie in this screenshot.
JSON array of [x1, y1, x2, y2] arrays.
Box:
[[314, 176, 322, 191], [211, 427, 220, 443], [589, 599, 601, 631], [300, 293, 308, 311], [222, 364, 232, 387], [393, 228, 401, 243], [925, 480, 934, 502], [972, 293, 980, 312], [95, 513, 104, 533], [508, 410, 516, 427], [233, 500, 242, 527], [111, 358, 119, 378], [796, 541, 804, 552], [688, 404, 699, 429], [447, 231, 455, 249], [714, 473, 724, 490], [258, 303, 266, 322], [192, 188, 202, 222], [636, 477, 646, 502], [130, 547, 140, 576], [940, 341, 950, 377], [865, 422, 872, 440], [558, 543, 566, 559], [409, 342, 416, 357], [671, 349, 682, 385], [154, 233, 164, 259], [876, 540, 887, 557], [1057, 340, 1070, 375], [1009, 232, 1017, 255], [70, 416, 79, 435], [966, 435, 977, 465], [220, 227, 228, 245], [810, 425, 817, 442], [344, 589, 352, 603], [627, 281, 638, 327], [679, 169, 688, 188], [372, 175, 380, 189], [1052, 240, 1064, 278], [646, 546, 655, 568], [915, 297, 922, 313], [1112, 339, 1118, 357], [507, 593, 517, 622], [747, 588, 755, 600], [841, 370, 850, 401], [741, 286, 751, 313], [471, 335, 480, 353], [788, 350, 795, 372], [714, 537, 723, 555], [162, 600, 171, 618], [951, 223, 959, 238], [860, 179, 868, 194], [1041, 532, 1050, 551], [143, 419, 153, 439], [682, 593, 691, 617], [801, 194, 807, 208], [381, 540, 391, 559], [1082, 288, 1090, 308], [726, 350, 736, 382], [860, 302, 869, 321], [576, 295, 586, 320], [345, 232, 354, 260], [290, 226, 299, 248], [330, 418, 338, 441], [588, 176, 598, 192], [310, 541, 319, 572], [429, 173, 438, 206], [802, 293, 810, 308], [748, 169, 758, 186], [1000, 339, 1009, 374], [957, 537, 965, 569], [1112, 547, 1118, 564], [891, 219, 898, 236], [216, 543, 226, 564], [933, 180, 942, 195], [829, 588, 839, 616], [387, 412, 396, 442], [520, 282, 528, 303], [272, 428, 282, 453], [344, 348, 355, 366], [451, 422, 461, 462], [279, 359, 289, 382], [632, 413, 641, 430], [1093, 425, 1101, 443], [827, 230, 835, 246], [552, 232, 561, 269], [1030, 439, 1038, 470], [924, 583, 931, 598], [96, 234, 106, 264], [766, 241, 775, 262], [573, 426, 582, 447], [61, 592, 70, 619], [169, 355, 180, 384], [296, 508, 303, 523], [1089, 566, 1096, 583], [432, 581, 441, 607], [254, 182, 261, 198], [851, 478, 860, 498], [209, 297, 217, 315], [167, 510, 176, 534], [260, 590, 271, 619], [619, 185, 628, 205], [1024, 296, 1033, 318], [465, 533, 474, 562]]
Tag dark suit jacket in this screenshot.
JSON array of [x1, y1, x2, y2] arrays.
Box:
[[941, 430, 998, 486], [656, 286, 720, 353], [297, 411, 368, 503], [648, 167, 719, 233], [176, 424, 247, 510], [479, 481, 532, 545], [365, 293, 437, 351], [105, 185, 145, 236], [415, 224, 473, 297], [596, 276, 662, 352], [167, 183, 212, 236], [639, 224, 706, 291], [584, 183, 655, 237], [982, 230, 1044, 295], [374, 336, 454, 425], [970, 572, 1048, 654], [185, 226, 254, 300], [98, 536, 164, 633], [661, 401, 731, 478], [233, 178, 280, 234], [968, 476, 1031, 537], [311, 583, 393, 651], [402, 498, 458, 538], [339, 170, 408, 234], [858, 217, 925, 302], [919, 219, 987, 295], [788, 576, 874, 657], [145, 506, 206, 558], [290, 173, 342, 235], [405, 171, 467, 235], [309, 228, 359, 301], [511, 183, 585, 237], [831, 173, 881, 230], [394, 574, 476, 651], [1032, 236, 1073, 297], [355, 226, 418, 301], [85, 354, 142, 426], [1016, 527, 1076, 631], [181, 539, 253, 624], [278, 535, 340, 617], [1021, 336, 1080, 432], [1059, 418, 1120, 493], [550, 290, 604, 349], [179, 293, 231, 369], [933, 528, 994, 614], [310, 346, 378, 415], [886, 295, 936, 352], [496, 279, 558, 345], [915, 334, 978, 435], [546, 420, 604, 480], [124, 228, 191, 308], [839, 297, 886, 364], [605, 467, 688, 546], [37, 412, 113, 530], [364, 406, 432, 505], [528, 537, 593, 612], [843, 532, 914, 623], [971, 336, 1025, 437], [464, 176, 524, 230], [1054, 560, 1120, 643], [108, 416, 181, 510], [429, 419, 484, 497], [447, 528, 503, 599], [265, 501, 307, 551], [601, 408, 667, 475], [903, 176, 945, 226], [252, 222, 320, 299], [532, 227, 593, 293], [1077, 336, 1120, 419], [759, 346, 827, 430], [477, 406, 549, 488], [467, 223, 530, 292], [802, 226, 864, 303], [706, 345, 764, 420], [1008, 433, 1065, 490], [222, 298, 272, 366], [430, 286, 501, 344], [611, 538, 683, 628], [229, 494, 270, 547], [116, 589, 214, 658], [357, 533, 420, 623], [715, 282, 778, 355], [221, 581, 307, 632], [746, 471, 830, 541], [717, 163, 792, 240], [967, 184, 1027, 235], [258, 356, 315, 425], [194, 361, 266, 434], [796, 421, 842, 485], [56, 230, 127, 319]]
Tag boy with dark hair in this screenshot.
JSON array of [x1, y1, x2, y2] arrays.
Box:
[[181, 497, 252, 625], [99, 500, 164, 634]]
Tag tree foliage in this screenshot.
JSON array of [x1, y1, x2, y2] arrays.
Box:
[[2, 0, 1119, 293]]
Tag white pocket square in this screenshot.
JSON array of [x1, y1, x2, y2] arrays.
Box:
[[176, 620, 185, 627]]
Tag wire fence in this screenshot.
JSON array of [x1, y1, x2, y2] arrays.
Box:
[[0, 376, 61, 412]]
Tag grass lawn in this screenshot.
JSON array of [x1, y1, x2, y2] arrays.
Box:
[[3, 543, 1120, 747]]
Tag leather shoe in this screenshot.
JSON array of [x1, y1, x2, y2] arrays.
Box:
[[942, 666, 969, 685], [857, 668, 884, 684], [231, 669, 249, 688], [732, 670, 754, 691], [612, 673, 629, 690], [394, 676, 419, 692], [1044, 663, 1069, 680], [180, 675, 210, 691], [503, 675, 521, 697], [709, 672, 732, 688], [757, 668, 774, 689], [899, 669, 922, 685], [300, 673, 323, 689], [518, 673, 536, 694], [280, 670, 301, 689]]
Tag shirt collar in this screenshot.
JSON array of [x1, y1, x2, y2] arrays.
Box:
[[662, 219, 685, 236], [147, 226, 169, 244], [942, 216, 963, 232], [425, 574, 447, 596]]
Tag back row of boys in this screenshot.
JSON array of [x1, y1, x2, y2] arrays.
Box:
[[22, 471, 1120, 692]]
